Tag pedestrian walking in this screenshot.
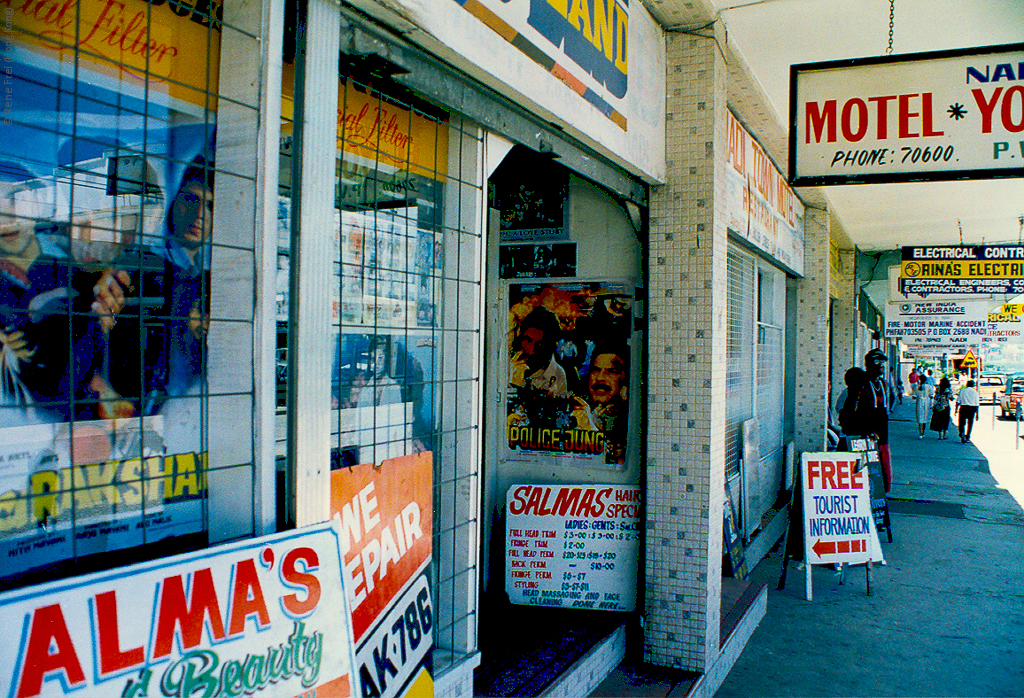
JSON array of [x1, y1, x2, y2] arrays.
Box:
[[930, 376, 953, 439], [955, 379, 980, 443], [913, 376, 931, 438], [838, 350, 893, 492]]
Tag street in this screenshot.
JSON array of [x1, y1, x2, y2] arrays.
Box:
[[714, 398, 1024, 697]]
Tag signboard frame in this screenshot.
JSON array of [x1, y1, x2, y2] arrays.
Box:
[[504, 483, 641, 611], [799, 453, 885, 600], [789, 42, 1024, 186]]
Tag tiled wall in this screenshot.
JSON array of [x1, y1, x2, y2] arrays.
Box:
[[830, 247, 859, 405], [793, 208, 832, 453], [645, 32, 728, 672]]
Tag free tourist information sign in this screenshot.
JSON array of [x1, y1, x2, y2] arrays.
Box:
[[801, 453, 883, 567]]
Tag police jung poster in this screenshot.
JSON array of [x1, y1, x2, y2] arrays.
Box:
[[506, 281, 633, 468]]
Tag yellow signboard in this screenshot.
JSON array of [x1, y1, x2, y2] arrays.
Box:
[[6, 0, 222, 109], [961, 349, 977, 368], [901, 260, 1024, 281], [281, 64, 449, 180]]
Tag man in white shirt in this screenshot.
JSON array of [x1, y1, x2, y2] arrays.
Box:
[[955, 379, 980, 443]]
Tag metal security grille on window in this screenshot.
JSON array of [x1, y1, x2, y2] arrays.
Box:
[[277, 75, 482, 674], [725, 249, 755, 484], [1, 0, 264, 588]]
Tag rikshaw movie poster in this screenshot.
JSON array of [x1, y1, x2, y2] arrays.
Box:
[[506, 281, 633, 467]]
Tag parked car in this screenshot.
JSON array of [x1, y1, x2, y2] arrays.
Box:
[[997, 373, 1024, 418], [977, 372, 1005, 405]]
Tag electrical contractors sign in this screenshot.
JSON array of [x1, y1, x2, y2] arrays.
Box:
[[505, 484, 640, 611], [0, 523, 357, 698], [790, 43, 1024, 185], [900, 245, 1024, 296], [801, 454, 881, 566]]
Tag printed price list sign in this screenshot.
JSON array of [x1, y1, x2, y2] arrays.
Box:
[[505, 484, 640, 611]]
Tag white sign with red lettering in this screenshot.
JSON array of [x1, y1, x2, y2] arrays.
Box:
[[0, 523, 357, 698], [801, 453, 883, 566], [505, 484, 640, 611], [791, 43, 1024, 185]]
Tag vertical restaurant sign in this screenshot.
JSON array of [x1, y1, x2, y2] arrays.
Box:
[[726, 110, 806, 276], [0, 522, 358, 698], [330, 453, 434, 698], [505, 484, 639, 611], [375, 0, 665, 181], [790, 43, 1024, 185], [801, 453, 883, 566], [0, 419, 206, 579], [5, 0, 222, 109]]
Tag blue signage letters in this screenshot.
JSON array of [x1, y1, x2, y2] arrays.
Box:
[[527, 0, 629, 98]]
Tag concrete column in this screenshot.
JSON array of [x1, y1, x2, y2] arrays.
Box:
[[793, 207, 831, 453], [830, 241, 859, 406], [645, 32, 728, 672]]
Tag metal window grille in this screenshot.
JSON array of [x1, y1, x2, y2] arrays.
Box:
[[725, 247, 755, 483], [0, 0, 266, 588], [277, 74, 482, 672]]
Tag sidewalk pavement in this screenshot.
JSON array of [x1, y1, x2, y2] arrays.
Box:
[[713, 398, 1024, 697], [587, 399, 1024, 698]]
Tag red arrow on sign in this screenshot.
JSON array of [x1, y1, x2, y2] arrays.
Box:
[[812, 539, 836, 557]]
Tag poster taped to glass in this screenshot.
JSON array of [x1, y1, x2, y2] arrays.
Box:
[[507, 281, 633, 467], [1, 0, 220, 578]]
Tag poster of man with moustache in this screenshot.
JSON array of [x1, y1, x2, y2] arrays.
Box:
[[506, 281, 633, 467]]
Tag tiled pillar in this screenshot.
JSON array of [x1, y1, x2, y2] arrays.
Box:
[[830, 245, 859, 406], [793, 207, 831, 453], [645, 32, 728, 672]]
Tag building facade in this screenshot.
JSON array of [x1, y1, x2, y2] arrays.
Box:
[[0, 0, 847, 695]]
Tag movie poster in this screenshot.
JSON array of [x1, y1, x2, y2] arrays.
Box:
[[1, 0, 221, 578], [506, 281, 633, 467], [0, 418, 207, 577]]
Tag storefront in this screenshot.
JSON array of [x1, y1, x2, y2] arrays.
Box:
[[723, 109, 805, 567], [1, 0, 668, 694]]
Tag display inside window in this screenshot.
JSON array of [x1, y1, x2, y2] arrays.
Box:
[[1, 0, 224, 583]]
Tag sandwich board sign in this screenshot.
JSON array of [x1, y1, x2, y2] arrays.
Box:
[[800, 453, 884, 600]]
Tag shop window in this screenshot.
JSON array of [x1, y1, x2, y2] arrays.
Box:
[[1, 0, 264, 589], [277, 70, 483, 673]]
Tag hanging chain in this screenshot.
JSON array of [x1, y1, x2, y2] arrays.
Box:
[[886, 0, 895, 55]]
